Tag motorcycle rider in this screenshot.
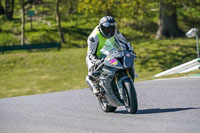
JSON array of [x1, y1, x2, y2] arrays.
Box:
[[86, 16, 135, 95]]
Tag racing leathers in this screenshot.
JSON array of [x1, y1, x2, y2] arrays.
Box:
[[86, 26, 135, 95]]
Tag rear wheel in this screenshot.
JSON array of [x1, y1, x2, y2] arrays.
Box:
[[98, 98, 117, 112], [123, 79, 138, 114]]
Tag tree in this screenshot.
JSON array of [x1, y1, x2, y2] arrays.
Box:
[[21, 0, 25, 45], [56, 0, 65, 43], [26, 0, 43, 4], [78, 0, 116, 16], [0, 0, 5, 14], [5, 0, 15, 20], [156, 0, 185, 39], [68, 0, 78, 14]]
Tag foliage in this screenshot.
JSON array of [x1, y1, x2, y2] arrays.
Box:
[[77, 0, 157, 22], [0, 33, 20, 46], [27, 31, 59, 44], [78, 0, 115, 16], [0, 0, 200, 45]]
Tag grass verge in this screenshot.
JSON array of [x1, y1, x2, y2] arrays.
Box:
[[0, 48, 88, 98], [0, 37, 199, 98]]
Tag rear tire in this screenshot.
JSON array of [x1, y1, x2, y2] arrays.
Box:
[[123, 79, 138, 114], [98, 98, 117, 112]]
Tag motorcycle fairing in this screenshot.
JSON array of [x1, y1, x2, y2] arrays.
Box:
[[123, 51, 135, 68], [99, 67, 124, 107]]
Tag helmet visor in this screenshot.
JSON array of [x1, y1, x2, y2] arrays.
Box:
[[102, 22, 116, 27], [101, 25, 116, 38]]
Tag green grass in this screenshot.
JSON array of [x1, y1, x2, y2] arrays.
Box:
[[132, 38, 197, 81], [0, 48, 88, 98], [0, 37, 199, 98]]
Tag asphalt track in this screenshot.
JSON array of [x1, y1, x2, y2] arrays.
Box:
[[0, 77, 200, 133]]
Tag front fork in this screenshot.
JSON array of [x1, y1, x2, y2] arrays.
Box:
[[116, 76, 130, 101], [116, 69, 134, 103]]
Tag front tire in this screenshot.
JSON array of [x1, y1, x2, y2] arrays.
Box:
[[123, 79, 138, 114], [98, 98, 117, 112]]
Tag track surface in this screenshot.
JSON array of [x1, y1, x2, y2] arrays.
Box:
[[1, 77, 200, 133]]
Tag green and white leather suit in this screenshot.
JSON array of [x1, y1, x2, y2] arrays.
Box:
[[86, 26, 134, 73]]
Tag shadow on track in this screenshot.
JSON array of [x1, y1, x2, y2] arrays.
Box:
[[115, 107, 200, 114]]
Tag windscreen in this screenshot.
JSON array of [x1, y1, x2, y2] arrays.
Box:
[[100, 38, 123, 56]]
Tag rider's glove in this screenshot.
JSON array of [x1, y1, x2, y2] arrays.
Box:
[[95, 59, 102, 67]]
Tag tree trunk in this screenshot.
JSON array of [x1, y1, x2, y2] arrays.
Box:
[[5, 0, 14, 20], [56, 0, 65, 44], [5, 0, 9, 18], [156, 1, 185, 39], [26, 0, 43, 5], [105, 1, 112, 16], [0, 0, 5, 14], [11, 0, 14, 18], [21, 0, 25, 45]]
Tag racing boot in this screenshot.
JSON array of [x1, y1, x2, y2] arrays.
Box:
[[86, 75, 100, 95], [93, 85, 100, 95]]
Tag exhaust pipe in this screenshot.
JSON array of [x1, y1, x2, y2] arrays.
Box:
[[86, 76, 93, 91]]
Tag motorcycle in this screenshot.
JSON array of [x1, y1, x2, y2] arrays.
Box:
[[86, 38, 138, 114]]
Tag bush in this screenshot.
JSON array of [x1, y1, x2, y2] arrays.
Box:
[[27, 31, 59, 44], [0, 33, 20, 46]]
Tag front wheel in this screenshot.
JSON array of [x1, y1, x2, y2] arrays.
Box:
[[123, 79, 138, 114], [98, 97, 117, 112]]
